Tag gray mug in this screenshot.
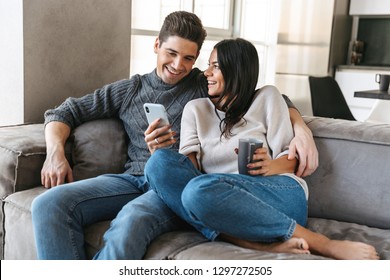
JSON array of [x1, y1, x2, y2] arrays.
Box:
[[238, 138, 263, 175], [375, 74, 390, 91]]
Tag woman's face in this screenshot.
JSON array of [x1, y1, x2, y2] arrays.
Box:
[[204, 49, 225, 98]]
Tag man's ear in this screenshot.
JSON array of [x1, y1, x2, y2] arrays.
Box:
[[153, 37, 160, 54]]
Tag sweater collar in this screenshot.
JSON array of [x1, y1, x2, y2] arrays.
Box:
[[147, 68, 201, 90], [146, 69, 170, 90]]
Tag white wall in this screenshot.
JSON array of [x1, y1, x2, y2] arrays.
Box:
[[0, 0, 24, 125]]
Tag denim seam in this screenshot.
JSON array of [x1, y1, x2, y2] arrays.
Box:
[[284, 220, 297, 241], [221, 176, 299, 190], [184, 208, 219, 241], [147, 214, 179, 242]]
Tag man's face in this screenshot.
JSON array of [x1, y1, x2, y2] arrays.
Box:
[[154, 36, 199, 85]]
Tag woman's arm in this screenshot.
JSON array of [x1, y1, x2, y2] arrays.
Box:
[[247, 148, 297, 176], [187, 152, 200, 170], [247, 87, 302, 176]]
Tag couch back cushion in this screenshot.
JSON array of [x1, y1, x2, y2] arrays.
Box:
[[71, 118, 128, 181], [304, 117, 390, 230]]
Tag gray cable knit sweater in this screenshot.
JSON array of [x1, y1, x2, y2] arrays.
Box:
[[44, 69, 208, 175]]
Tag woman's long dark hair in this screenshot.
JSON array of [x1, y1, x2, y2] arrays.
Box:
[[213, 38, 259, 138]]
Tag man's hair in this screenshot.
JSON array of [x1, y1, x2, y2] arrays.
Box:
[[158, 11, 207, 52]]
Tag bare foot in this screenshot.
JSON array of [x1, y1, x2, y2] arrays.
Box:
[[321, 240, 379, 260], [294, 223, 380, 260], [220, 234, 310, 255], [254, 238, 311, 255]]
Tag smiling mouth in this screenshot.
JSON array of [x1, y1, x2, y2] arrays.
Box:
[[166, 66, 182, 76]]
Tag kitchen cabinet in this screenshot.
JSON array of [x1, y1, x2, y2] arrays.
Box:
[[335, 67, 390, 121], [349, 0, 390, 15]]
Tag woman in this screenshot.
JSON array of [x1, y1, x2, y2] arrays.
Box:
[[144, 38, 378, 260]]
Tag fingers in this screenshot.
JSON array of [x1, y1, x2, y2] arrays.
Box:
[[251, 148, 269, 163], [41, 169, 54, 188], [144, 119, 172, 141], [146, 129, 176, 145], [56, 175, 65, 187], [41, 164, 73, 188], [297, 158, 318, 177], [41, 175, 50, 189], [288, 145, 297, 160], [300, 160, 319, 177], [295, 149, 319, 177], [288, 133, 319, 177], [144, 119, 177, 153], [151, 132, 177, 148], [247, 161, 270, 176], [67, 169, 74, 184], [144, 118, 161, 136], [41, 171, 64, 188], [247, 148, 270, 175], [295, 156, 307, 178]]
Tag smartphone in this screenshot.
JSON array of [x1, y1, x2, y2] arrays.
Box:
[[143, 103, 170, 127]]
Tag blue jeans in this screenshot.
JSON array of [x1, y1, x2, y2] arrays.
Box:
[[31, 174, 182, 259], [145, 149, 307, 242]]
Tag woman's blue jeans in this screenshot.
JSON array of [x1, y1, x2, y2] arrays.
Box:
[[145, 149, 308, 243], [31, 174, 182, 259]]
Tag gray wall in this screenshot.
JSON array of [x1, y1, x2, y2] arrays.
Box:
[[0, 0, 131, 125]]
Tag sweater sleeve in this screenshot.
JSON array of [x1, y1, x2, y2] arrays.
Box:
[[260, 86, 295, 159], [44, 78, 136, 129], [179, 101, 202, 166], [179, 101, 201, 155]]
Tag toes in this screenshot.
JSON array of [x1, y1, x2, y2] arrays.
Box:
[[297, 238, 309, 251]]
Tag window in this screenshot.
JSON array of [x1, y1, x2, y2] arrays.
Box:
[[130, 0, 279, 86], [239, 0, 280, 85], [194, 0, 233, 35]]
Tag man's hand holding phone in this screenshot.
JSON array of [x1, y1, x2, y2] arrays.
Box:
[[143, 103, 177, 153]]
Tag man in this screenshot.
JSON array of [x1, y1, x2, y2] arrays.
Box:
[[32, 11, 318, 260]]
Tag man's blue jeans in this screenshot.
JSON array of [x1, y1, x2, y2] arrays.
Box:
[[31, 174, 182, 259], [145, 149, 307, 243]]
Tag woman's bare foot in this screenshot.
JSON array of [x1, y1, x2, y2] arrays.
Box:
[[220, 234, 310, 255], [254, 237, 311, 255], [321, 240, 379, 260], [293, 224, 380, 260]]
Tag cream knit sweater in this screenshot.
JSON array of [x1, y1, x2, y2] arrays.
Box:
[[179, 85, 308, 198]]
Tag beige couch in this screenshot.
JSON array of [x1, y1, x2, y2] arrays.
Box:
[[1, 116, 389, 260]]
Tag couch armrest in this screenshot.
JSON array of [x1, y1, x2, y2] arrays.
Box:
[[0, 124, 47, 198], [0, 118, 129, 199]]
